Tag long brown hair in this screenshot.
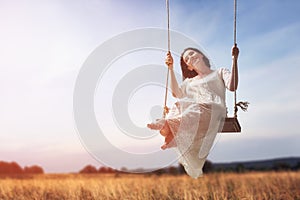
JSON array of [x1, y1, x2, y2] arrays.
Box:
[[180, 47, 211, 80]]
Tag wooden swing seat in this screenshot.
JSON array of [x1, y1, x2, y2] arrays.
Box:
[[221, 117, 241, 133]]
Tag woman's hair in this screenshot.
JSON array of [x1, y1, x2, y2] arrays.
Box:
[[180, 47, 211, 80]]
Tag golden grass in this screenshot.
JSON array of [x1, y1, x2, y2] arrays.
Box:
[[0, 171, 299, 200]]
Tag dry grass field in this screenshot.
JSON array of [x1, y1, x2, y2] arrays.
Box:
[[0, 171, 299, 200]]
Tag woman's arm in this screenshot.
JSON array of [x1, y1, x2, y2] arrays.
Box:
[[169, 69, 184, 98], [165, 52, 184, 98], [228, 44, 239, 91]]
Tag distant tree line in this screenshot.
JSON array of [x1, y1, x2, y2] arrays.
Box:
[[211, 161, 300, 173], [78, 161, 214, 175], [0, 161, 44, 174], [78, 159, 300, 175], [2, 158, 299, 175], [79, 165, 116, 174]]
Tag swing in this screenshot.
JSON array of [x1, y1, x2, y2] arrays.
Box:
[[162, 0, 249, 133], [220, 0, 249, 132]]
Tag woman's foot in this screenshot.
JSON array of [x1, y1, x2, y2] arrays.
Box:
[[161, 143, 168, 150], [148, 119, 171, 137], [159, 122, 171, 137], [147, 118, 166, 131], [161, 141, 177, 150]]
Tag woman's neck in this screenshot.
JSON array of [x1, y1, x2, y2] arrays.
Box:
[[195, 68, 212, 78]]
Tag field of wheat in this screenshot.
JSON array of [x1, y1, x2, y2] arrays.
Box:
[[0, 171, 299, 200]]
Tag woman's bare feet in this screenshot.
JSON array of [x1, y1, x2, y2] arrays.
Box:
[[161, 141, 177, 150], [161, 143, 168, 150], [148, 118, 175, 150], [159, 122, 171, 137], [147, 118, 166, 130]]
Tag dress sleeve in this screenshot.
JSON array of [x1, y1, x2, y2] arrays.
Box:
[[219, 68, 232, 90]]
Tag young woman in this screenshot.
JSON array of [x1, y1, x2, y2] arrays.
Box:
[[148, 45, 239, 178]]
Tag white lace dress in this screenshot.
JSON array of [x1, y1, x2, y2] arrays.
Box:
[[165, 68, 232, 178]]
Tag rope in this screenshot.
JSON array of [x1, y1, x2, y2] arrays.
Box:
[[163, 0, 170, 118], [233, 0, 237, 45], [167, 0, 171, 52], [233, 0, 238, 118]]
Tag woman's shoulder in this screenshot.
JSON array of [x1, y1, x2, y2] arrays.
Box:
[[217, 68, 230, 76], [217, 67, 230, 73], [216, 68, 231, 83]]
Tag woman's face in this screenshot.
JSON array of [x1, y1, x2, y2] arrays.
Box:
[[182, 49, 205, 72]]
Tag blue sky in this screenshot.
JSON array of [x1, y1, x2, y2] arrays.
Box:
[[1, 0, 300, 173]]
